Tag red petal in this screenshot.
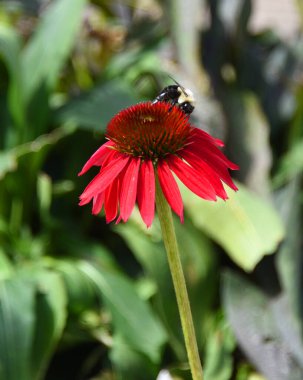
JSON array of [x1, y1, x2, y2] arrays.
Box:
[[78, 141, 114, 176], [119, 157, 141, 222], [194, 128, 224, 147], [180, 149, 228, 200], [92, 193, 105, 215], [189, 143, 238, 190], [115, 215, 122, 224], [104, 177, 120, 223], [79, 151, 130, 204], [157, 160, 184, 222], [191, 139, 239, 170], [137, 160, 155, 227], [167, 155, 217, 201]]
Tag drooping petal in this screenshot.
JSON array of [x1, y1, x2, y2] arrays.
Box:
[[193, 128, 224, 147], [167, 155, 217, 201], [137, 160, 155, 228], [78, 141, 115, 176], [79, 196, 91, 206], [157, 160, 184, 222], [104, 176, 120, 223], [119, 157, 141, 222], [190, 139, 239, 170], [180, 149, 228, 200], [188, 143, 238, 190], [92, 193, 105, 215], [79, 151, 130, 204]]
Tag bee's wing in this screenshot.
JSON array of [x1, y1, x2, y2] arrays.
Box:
[[167, 75, 188, 96]]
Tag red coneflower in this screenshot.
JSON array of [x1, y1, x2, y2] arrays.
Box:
[[79, 101, 238, 227]]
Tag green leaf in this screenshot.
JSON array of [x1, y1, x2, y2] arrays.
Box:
[[182, 183, 285, 271], [56, 261, 98, 314], [22, 0, 87, 101], [30, 271, 67, 379], [222, 271, 303, 380], [0, 249, 13, 281], [78, 261, 167, 362], [37, 173, 52, 216], [0, 150, 18, 180], [55, 81, 138, 131], [273, 140, 303, 187], [204, 316, 235, 380], [0, 270, 67, 380], [0, 276, 36, 380], [273, 179, 303, 367], [110, 335, 158, 380], [275, 179, 302, 318], [0, 24, 26, 132]]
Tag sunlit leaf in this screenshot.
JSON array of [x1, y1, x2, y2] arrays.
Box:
[[182, 183, 284, 271], [0, 151, 17, 179], [37, 173, 52, 216], [0, 249, 13, 281]]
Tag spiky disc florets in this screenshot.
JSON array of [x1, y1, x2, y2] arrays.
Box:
[[106, 102, 192, 159]]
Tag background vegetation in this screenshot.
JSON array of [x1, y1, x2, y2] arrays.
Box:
[[0, 0, 302, 379]]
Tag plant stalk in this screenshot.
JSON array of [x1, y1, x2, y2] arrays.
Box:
[[155, 177, 203, 380]]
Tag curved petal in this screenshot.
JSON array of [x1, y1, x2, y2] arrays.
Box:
[[157, 160, 184, 222], [189, 143, 238, 190], [190, 139, 239, 170], [180, 149, 228, 200], [79, 151, 130, 204], [137, 160, 155, 228], [167, 155, 217, 201], [92, 193, 105, 215], [120, 157, 141, 222], [104, 176, 120, 223], [78, 141, 115, 176], [193, 128, 224, 147]]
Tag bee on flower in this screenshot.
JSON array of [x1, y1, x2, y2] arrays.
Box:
[[79, 83, 238, 227]]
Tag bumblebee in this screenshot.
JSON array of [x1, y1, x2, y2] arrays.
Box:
[[152, 79, 195, 116]]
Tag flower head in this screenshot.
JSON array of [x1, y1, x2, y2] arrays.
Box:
[[79, 102, 238, 227]]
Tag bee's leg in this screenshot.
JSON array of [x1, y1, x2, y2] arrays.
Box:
[[168, 99, 178, 112]]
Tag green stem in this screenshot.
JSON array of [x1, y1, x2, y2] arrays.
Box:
[[155, 177, 203, 380]]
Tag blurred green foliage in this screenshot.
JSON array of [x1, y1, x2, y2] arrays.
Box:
[[0, 0, 302, 379]]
